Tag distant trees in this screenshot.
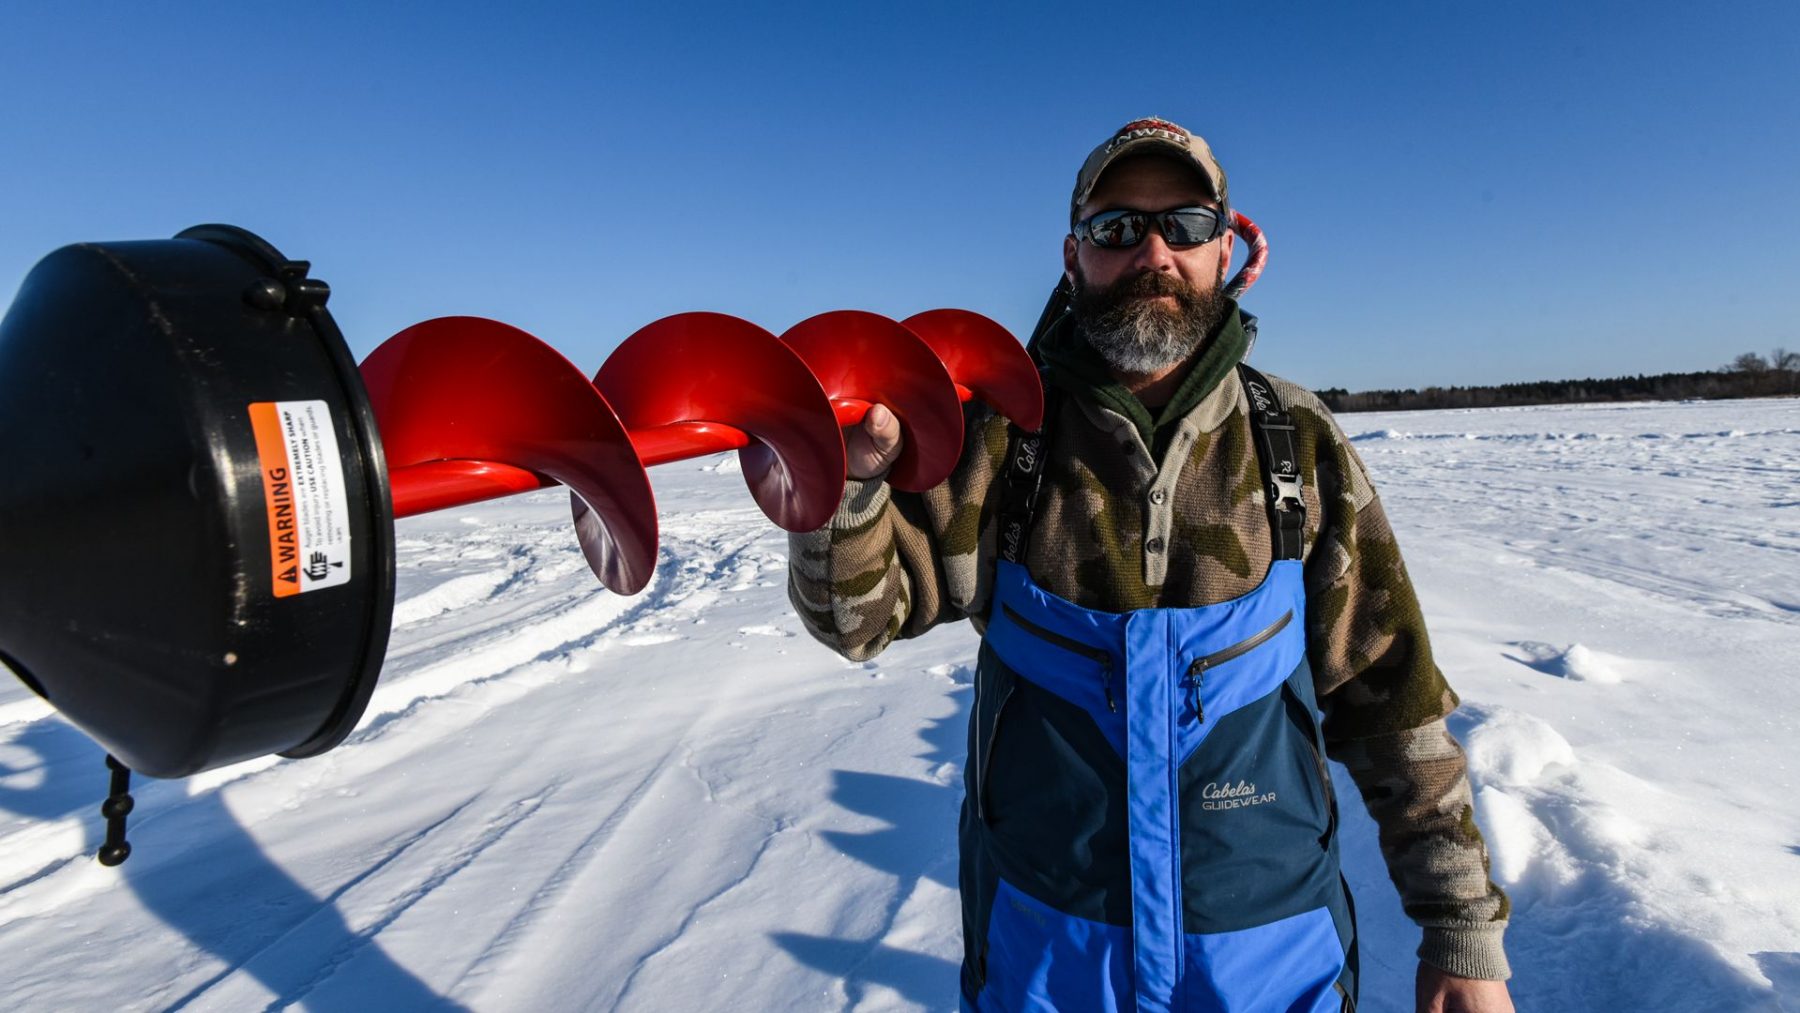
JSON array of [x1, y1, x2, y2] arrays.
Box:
[[1718, 346, 1800, 397], [1319, 346, 1799, 413]]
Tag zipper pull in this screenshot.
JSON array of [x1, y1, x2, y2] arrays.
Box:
[[1100, 662, 1117, 712], [1187, 660, 1206, 721]]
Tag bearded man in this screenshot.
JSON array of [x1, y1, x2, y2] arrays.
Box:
[[788, 117, 1515, 1013]]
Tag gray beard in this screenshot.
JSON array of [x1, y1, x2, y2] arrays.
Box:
[[1073, 271, 1228, 375], [1081, 305, 1206, 374]]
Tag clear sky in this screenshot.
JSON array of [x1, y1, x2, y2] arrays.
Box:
[[2, 1, 1796, 392]]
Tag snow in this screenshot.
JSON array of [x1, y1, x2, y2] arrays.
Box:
[[1, 397, 1797, 1011], [1461, 708, 1576, 789]]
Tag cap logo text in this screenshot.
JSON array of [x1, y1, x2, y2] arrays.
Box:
[[1109, 117, 1188, 152]]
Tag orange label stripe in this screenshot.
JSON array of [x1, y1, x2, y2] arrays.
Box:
[[248, 403, 302, 597]]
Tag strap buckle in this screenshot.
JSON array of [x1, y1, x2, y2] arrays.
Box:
[[1269, 473, 1304, 514]]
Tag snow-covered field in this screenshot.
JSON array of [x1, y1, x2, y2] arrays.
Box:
[[1, 396, 1796, 1011]]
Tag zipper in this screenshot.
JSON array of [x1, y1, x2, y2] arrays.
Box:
[[1001, 602, 1115, 712], [1304, 718, 1338, 848], [1334, 979, 1357, 1012], [1183, 610, 1294, 720], [976, 680, 1014, 822]]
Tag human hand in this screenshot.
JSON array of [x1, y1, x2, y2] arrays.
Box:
[[847, 403, 904, 480], [1416, 963, 1514, 1013]]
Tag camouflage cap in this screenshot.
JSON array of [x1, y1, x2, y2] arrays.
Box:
[[1071, 117, 1229, 225]]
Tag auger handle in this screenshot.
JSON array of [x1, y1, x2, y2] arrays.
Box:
[[1224, 210, 1267, 301]]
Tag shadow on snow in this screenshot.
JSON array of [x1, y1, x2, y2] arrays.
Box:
[[773, 677, 970, 1009], [0, 718, 466, 1011]]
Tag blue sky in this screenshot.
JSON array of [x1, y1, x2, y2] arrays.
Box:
[[2, 1, 1796, 391]]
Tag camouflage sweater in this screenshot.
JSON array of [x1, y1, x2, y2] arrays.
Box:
[[787, 310, 1511, 980]]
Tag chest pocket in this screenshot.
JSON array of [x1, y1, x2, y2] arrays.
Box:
[[1177, 661, 1341, 933]]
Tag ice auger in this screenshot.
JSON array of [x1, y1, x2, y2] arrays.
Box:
[[0, 214, 1266, 863]]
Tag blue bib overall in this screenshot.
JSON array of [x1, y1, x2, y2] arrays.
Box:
[[959, 366, 1357, 1012]]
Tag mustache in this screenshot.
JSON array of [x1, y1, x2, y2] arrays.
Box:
[[1085, 270, 1205, 308], [1115, 271, 1192, 298]]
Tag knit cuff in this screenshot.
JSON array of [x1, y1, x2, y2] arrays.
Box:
[[788, 479, 887, 548], [834, 477, 890, 526], [1418, 925, 1511, 981]]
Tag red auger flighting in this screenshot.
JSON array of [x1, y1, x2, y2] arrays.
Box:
[[363, 308, 1044, 595]]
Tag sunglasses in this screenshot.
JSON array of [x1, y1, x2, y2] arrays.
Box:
[[1073, 205, 1229, 249]]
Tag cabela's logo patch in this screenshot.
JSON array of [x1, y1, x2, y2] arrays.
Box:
[[1008, 894, 1048, 929], [1200, 779, 1277, 811], [1014, 434, 1040, 475]]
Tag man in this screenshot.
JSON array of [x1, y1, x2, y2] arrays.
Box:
[[788, 117, 1514, 1013]]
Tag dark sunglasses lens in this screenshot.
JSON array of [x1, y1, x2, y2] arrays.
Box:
[[1087, 211, 1147, 248], [1160, 209, 1223, 246]]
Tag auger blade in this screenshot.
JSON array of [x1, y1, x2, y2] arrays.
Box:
[[901, 309, 1044, 432], [593, 312, 847, 533], [781, 310, 965, 492], [362, 317, 660, 594]]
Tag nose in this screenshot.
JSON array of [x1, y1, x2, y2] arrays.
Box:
[[1129, 229, 1180, 274]]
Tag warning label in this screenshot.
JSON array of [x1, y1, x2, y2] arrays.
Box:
[[248, 400, 353, 597]]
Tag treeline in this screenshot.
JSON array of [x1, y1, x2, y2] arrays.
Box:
[[1318, 348, 1800, 413]]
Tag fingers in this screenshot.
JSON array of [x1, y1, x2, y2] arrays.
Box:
[[867, 404, 903, 460], [847, 403, 905, 480]]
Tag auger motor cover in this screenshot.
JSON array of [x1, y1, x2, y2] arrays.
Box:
[[0, 226, 395, 778]]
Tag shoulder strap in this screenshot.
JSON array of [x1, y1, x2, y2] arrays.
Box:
[[1236, 363, 1306, 561], [997, 284, 1067, 569], [1023, 277, 1071, 364], [997, 374, 1056, 566]]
